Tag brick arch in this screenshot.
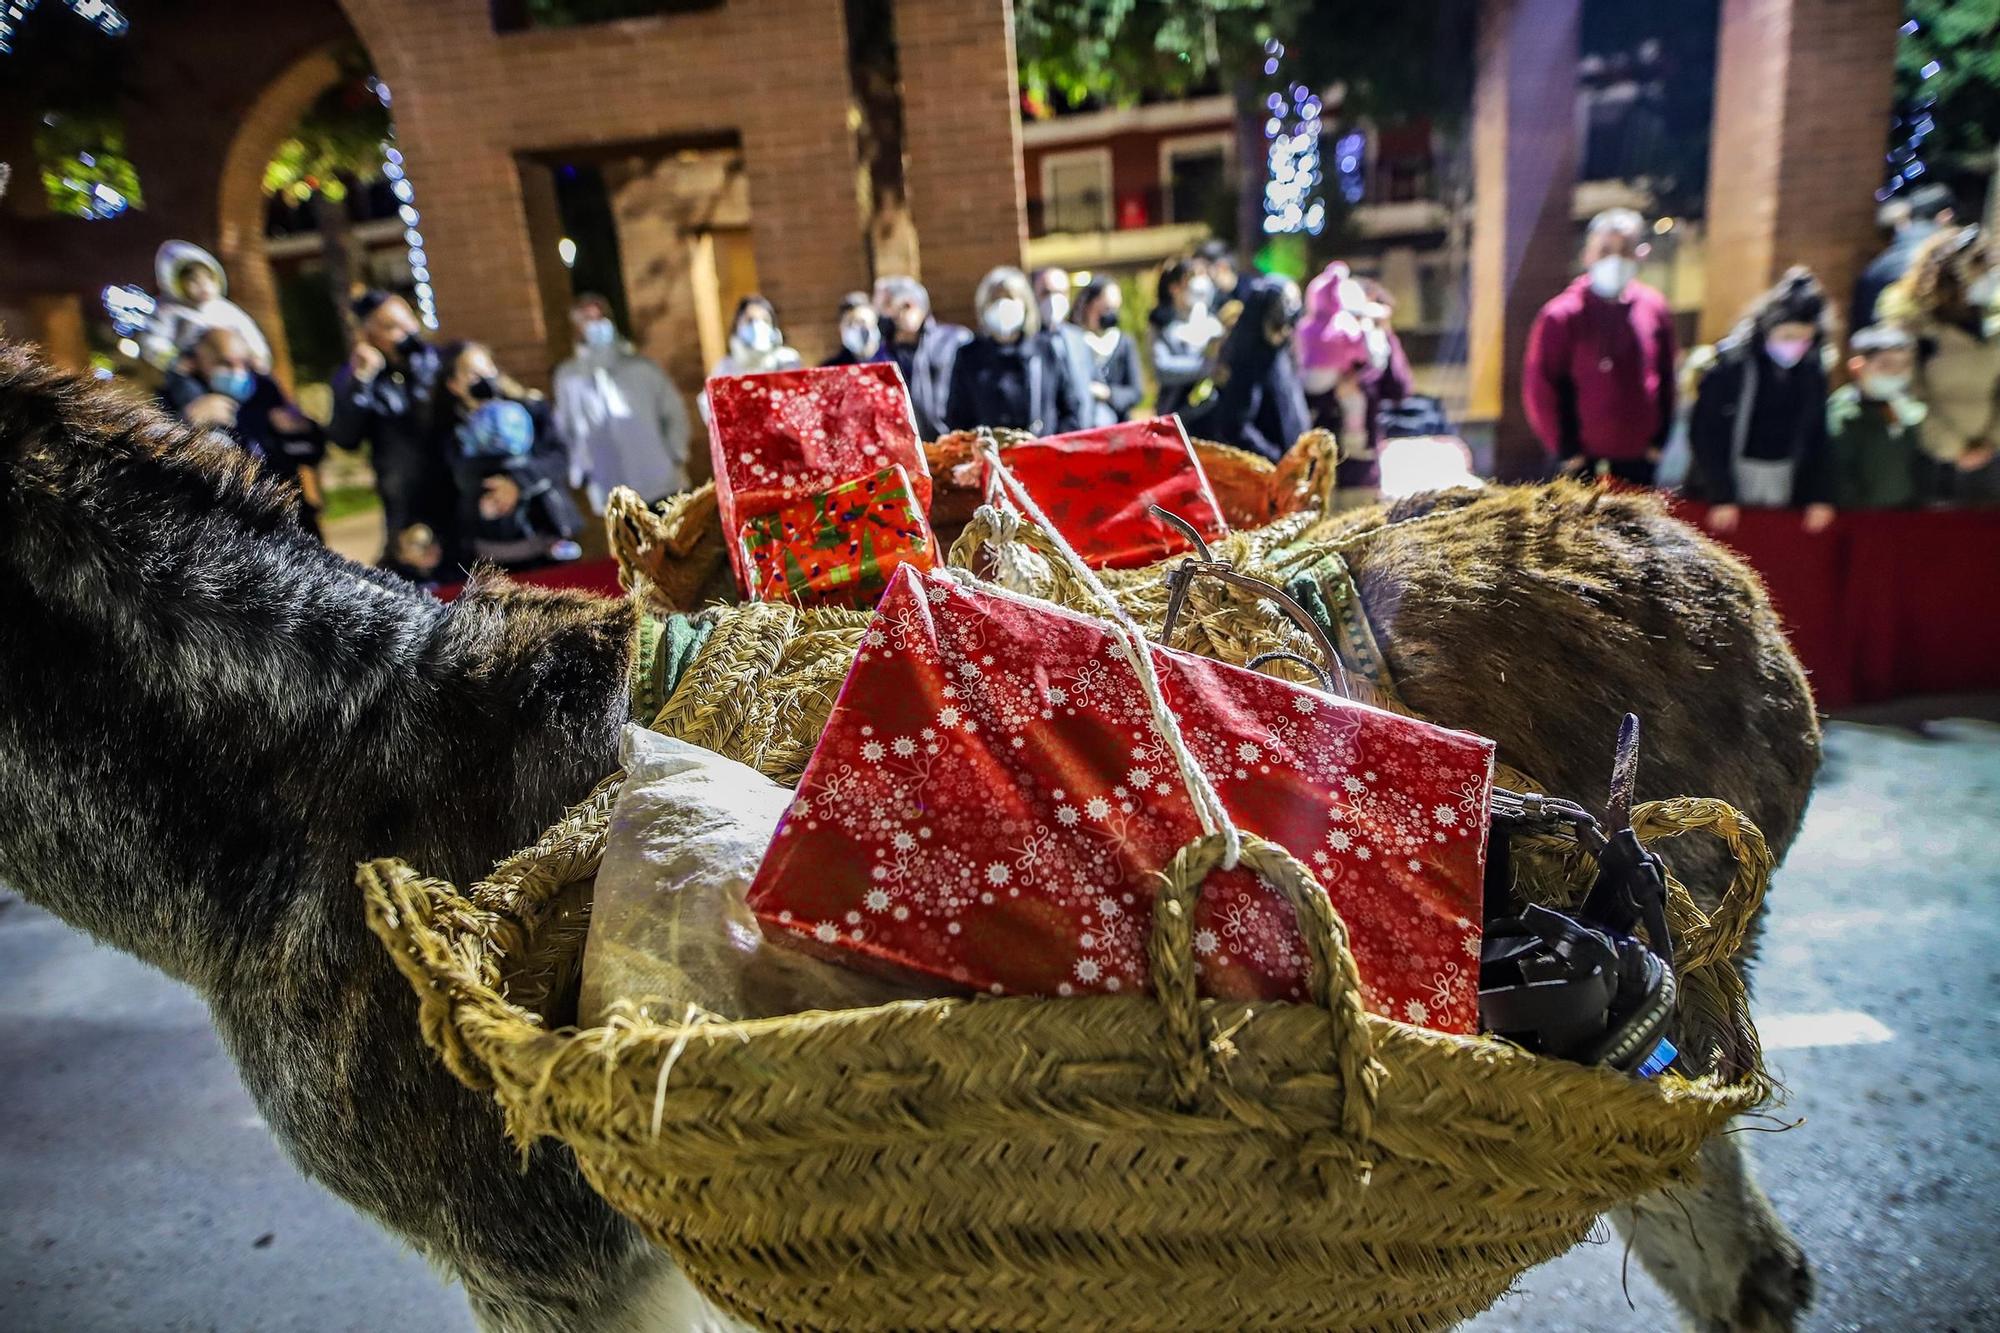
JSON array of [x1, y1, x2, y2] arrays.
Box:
[[215, 47, 348, 391]]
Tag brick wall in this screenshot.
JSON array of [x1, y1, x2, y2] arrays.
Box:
[[334, 0, 873, 377], [1465, 0, 1581, 479], [1701, 0, 1900, 343], [895, 0, 1027, 326]]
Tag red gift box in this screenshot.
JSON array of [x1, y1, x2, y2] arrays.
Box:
[[985, 416, 1228, 569], [748, 566, 1495, 1033], [707, 363, 932, 593], [737, 465, 936, 608]]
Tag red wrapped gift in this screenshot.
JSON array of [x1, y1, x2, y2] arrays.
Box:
[[707, 363, 931, 593], [747, 566, 1495, 1033], [737, 465, 936, 608], [985, 416, 1228, 568]]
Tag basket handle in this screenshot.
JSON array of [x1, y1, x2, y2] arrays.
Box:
[[1148, 831, 1381, 1145]]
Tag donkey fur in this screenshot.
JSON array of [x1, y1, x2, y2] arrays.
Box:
[[1, 347, 1812, 1331], [0, 346, 698, 1330]]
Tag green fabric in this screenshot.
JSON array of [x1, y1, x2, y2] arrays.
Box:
[[1828, 384, 1926, 509], [631, 613, 716, 725], [1285, 553, 1398, 701]]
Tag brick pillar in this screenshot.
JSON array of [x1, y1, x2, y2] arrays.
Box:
[[1466, 0, 1580, 481], [895, 0, 1027, 326], [1702, 0, 1900, 342]]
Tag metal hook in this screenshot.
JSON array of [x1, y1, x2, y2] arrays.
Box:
[[1149, 504, 1352, 698]]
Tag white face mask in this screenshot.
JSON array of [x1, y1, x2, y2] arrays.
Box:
[[737, 319, 780, 354], [1860, 372, 1910, 400], [1587, 255, 1639, 299], [983, 298, 1027, 339], [581, 317, 617, 349], [1039, 292, 1069, 327], [1764, 337, 1812, 369], [841, 320, 881, 359], [1186, 276, 1217, 312]]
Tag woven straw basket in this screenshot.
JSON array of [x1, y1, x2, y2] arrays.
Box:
[[359, 644, 1771, 1333]]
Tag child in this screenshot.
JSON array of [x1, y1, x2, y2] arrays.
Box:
[[1829, 324, 1930, 509], [147, 242, 274, 374]]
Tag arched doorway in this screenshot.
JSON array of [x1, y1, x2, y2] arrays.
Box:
[[214, 46, 347, 391]]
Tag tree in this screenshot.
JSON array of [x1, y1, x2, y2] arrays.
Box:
[[260, 50, 389, 331], [1015, 0, 1475, 265], [1893, 0, 2000, 215]]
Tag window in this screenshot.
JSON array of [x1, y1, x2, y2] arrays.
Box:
[[1039, 148, 1113, 234], [1160, 132, 1232, 225]]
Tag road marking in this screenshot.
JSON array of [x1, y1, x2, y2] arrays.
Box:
[[1757, 1009, 1895, 1051]]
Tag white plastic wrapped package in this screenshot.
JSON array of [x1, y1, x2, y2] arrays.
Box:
[[579, 725, 934, 1025]]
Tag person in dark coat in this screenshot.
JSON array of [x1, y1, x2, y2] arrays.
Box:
[[162, 327, 327, 537], [1852, 183, 1955, 333], [1071, 275, 1143, 427], [944, 265, 1083, 436], [820, 291, 887, 368], [877, 277, 970, 439], [433, 340, 584, 570], [329, 290, 453, 564], [1149, 258, 1221, 418], [1689, 267, 1837, 533], [1184, 276, 1312, 461]]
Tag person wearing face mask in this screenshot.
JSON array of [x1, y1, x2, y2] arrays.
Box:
[[331, 289, 453, 565], [1182, 276, 1313, 461], [1034, 266, 1097, 422], [1880, 226, 2000, 504], [1523, 208, 1678, 483], [698, 295, 803, 425], [435, 340, 584, 570], [872, 276, 971, 440], [1298, 263, 1415, 489], [146, 241, 273, 375], [1688, 268, 1837, 532], [945, 266, 1083, 435], [1148, 258, 1223, 418], [1071, 275, 1143, 427], [552, 292, 691, 514], [822, 292, 887, 368], [1829, 324, 1931, 510], [163, 327, 327, 537]]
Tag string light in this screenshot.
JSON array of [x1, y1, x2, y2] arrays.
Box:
[[101, 283, 154, 335], [1259, 40, 1325, 237], [1, 0, 129, 56], [368, 76, 438, 329], [1880, 17, 1939, 201]]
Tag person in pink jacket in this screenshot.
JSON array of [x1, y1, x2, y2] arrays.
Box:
[[1298, 262, 1413, 489], [1523, 208, 1678, 484]]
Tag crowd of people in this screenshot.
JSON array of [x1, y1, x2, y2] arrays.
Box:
[[1525, 193, 1999, 528], [140, 187, 1996, 584]]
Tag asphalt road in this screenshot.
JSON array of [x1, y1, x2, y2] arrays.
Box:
[[3, 714, 1996, 1332]]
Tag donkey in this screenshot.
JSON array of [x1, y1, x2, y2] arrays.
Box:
[[0, 346, 702, 1329], [0, 345, 1810, 1330]]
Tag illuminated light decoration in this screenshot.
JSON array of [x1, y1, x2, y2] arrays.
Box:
[[1332, 130, 1366, 206], [1259, 39, 1325, 237], [1, 0, 129, 56], [1880, 20, 1941, 202], [102, 283, 154, 335], [116, 336, 139, 358], [369, 76, 437, 329], [557, 237, 577, 268]]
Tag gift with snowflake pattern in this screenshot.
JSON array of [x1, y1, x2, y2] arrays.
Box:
[[985, 416, 1228, 569], [746, 565, 1496, 1033], [707, 362, 932, 594], [737, 465, 935, 607]]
